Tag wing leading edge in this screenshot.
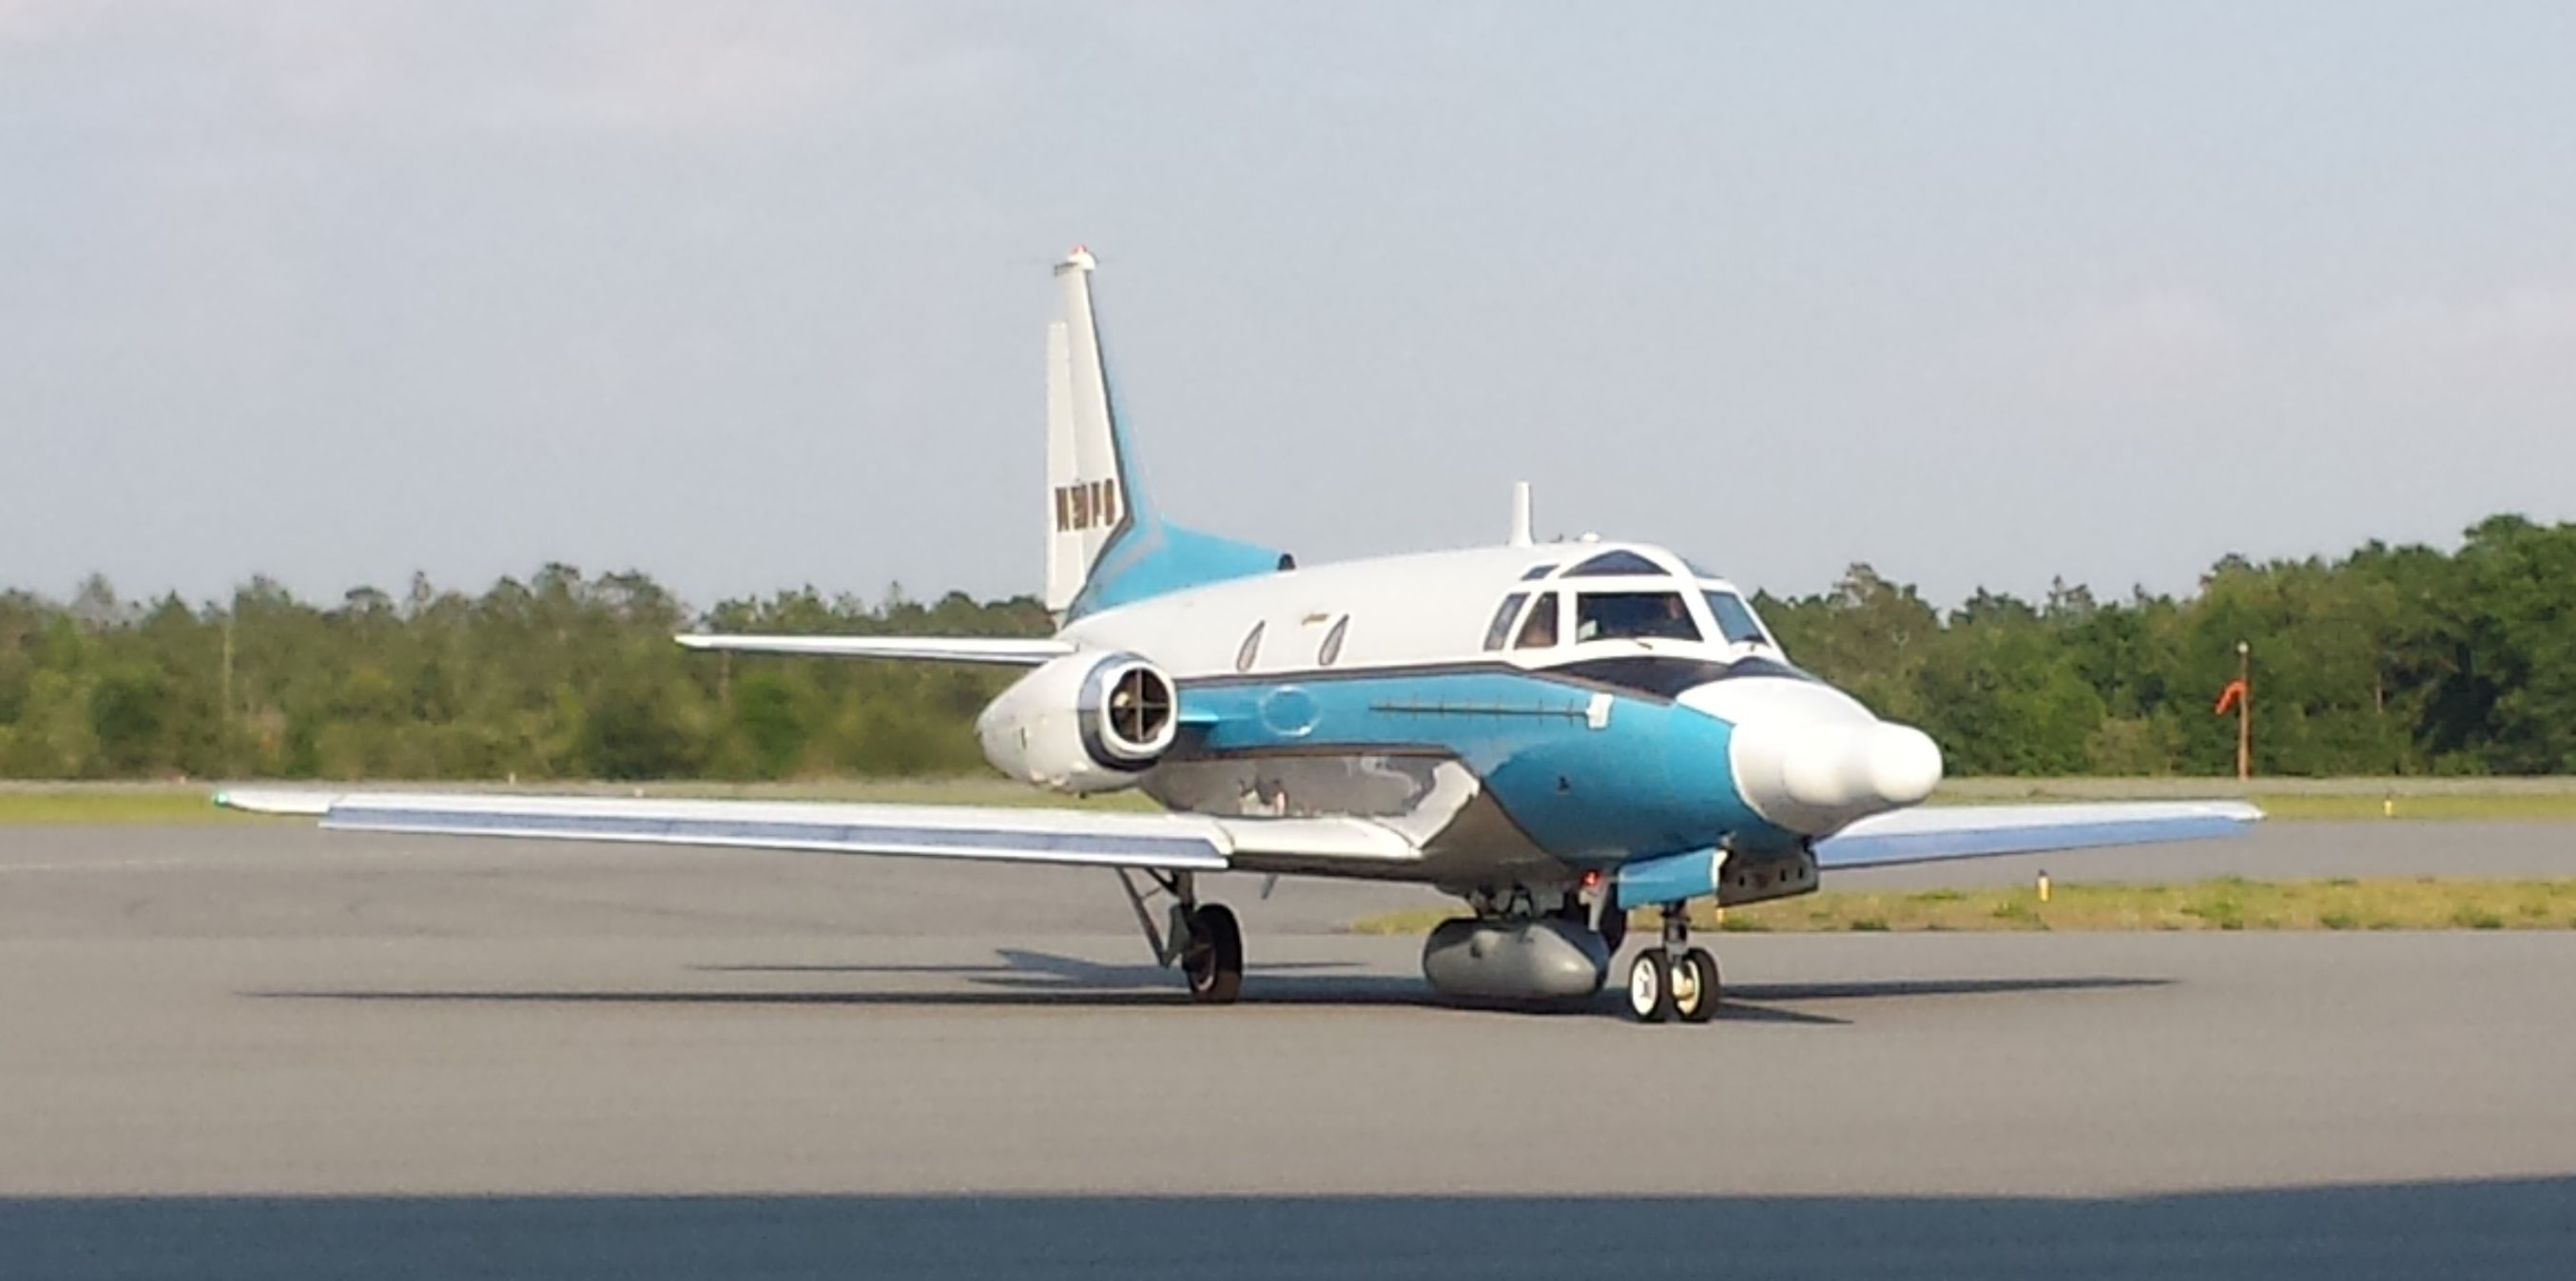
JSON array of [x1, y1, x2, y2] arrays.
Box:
[[211, 788, 1414, 874], [211, 790, 2256, 883], [1813, 800, 2263, 869]]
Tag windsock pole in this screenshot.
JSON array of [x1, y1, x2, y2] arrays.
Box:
[[2215, 645, 2253, 781]]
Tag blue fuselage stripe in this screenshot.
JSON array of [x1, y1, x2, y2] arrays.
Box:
[[1177, 670, 1786, 866]]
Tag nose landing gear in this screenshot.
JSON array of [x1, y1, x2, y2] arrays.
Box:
[[1625, 903, 1719, 1023]]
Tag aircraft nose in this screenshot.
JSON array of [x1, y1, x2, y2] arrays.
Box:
[[1777, 722, 1944, 813], [1726, 716, 1946, 836], [1678, 676, 1946, 836]]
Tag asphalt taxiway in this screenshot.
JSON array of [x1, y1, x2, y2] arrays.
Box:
[[2, 820, 2572, 1278]]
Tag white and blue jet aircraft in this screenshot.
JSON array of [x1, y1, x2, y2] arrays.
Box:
[[222, 247, 2261, 1022]]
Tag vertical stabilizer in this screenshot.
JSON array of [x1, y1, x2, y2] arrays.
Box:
[[1041, 247, 1283, 618], [1045, 248, 1124, 612]]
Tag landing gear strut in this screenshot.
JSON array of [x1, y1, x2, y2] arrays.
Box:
[[1115, 868, 1245, 1004], [1626, 903, 1719, 1024]]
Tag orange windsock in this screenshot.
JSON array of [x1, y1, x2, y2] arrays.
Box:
[[2214, 678, 2249, 716]]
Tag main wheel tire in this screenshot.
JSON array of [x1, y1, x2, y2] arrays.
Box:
[[1183, 903, 1244, 1004], [1626, 951, 1675, 1023], [1674, 947, 1720, 1023]]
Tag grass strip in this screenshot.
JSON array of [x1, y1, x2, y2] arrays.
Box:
[[2238, 794, 2576, 822], [0, 791, 262, 825], [1347, 878, 2576, 936]]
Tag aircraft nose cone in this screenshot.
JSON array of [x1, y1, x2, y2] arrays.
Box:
[[1763, 723, 1946, 827], [1864, 724, 1945, 806], [1682, 676, 1945, 835]]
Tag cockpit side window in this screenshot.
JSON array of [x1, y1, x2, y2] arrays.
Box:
[[1563, 550, 1666, 576], [1518, 563, 1558, 581], [1481, 592, 1529, 651], [1575, 592, 1700, 643], [1702, 591, 1772, 646], [1514, 592, 1560, 649]]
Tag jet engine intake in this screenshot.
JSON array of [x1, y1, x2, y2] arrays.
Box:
[[976, 651, 1180, 793]]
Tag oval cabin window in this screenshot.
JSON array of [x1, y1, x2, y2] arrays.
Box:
[[1235, 621, 1266, 673], [1318, 615, 1349, 667]]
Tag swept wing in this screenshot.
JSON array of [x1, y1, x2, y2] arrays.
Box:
[[1814, 800, 2263, 869], [211, 788, 1413, 874]]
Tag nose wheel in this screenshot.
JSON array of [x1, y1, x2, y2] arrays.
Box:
[[1625, 906, 1719, 1023]]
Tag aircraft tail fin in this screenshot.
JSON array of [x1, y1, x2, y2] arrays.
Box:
[[1045, 248, 1285, 619]]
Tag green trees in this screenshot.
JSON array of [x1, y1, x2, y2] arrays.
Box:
[[0, 514, 2570, 781], [0, 568, 1039, 782], [1765, 516, 2576, 776]]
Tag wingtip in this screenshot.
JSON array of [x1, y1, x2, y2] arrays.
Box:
[[2204, 799, 2266, 824], [207, 786, 337, 817]]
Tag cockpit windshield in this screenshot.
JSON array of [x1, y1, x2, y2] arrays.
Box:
[[1481, 592, 1528, 650], [1702, 591, 1770, 646], [1563, 550, 1667, 577], [1574, 592, 1700, 643], [1515, 592, 1561, 648]]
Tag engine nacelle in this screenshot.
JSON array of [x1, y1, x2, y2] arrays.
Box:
[[976, 650, 1180, 794]]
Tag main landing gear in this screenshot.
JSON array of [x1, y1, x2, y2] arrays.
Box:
[[1116, 868, 1243, 1004], [1626, 903, 1719, 1024], [1181, 902, 1243, 1003]]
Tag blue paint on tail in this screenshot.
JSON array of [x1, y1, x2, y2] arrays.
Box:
[[1068, 366, 1284, 618]]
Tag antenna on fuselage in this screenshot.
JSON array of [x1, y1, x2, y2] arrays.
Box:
[[1508, 480, 1534, 547]]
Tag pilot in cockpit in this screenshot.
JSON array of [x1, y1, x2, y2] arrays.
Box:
[[1518, 600, 1558, 648], [1574, 592, 1698, 644]]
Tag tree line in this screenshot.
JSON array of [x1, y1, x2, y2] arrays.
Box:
[[3, 514, 2570, 781]]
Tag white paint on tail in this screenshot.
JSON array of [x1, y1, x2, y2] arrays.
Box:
[[1045, 246, 1132, 613]]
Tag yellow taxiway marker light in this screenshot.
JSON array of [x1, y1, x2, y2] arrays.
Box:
[[2037, 871, 2052, 904]]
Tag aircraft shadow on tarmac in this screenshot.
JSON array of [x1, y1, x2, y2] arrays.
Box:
[[696, 948, 1359, 986], [5, 1177, 2571, 1281], [255, 948, 2168, 1025]]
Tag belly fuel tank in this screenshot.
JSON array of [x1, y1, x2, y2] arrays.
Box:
[[1419, 917, 1610, 1004]]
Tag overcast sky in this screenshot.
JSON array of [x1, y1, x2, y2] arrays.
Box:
[[5, 2, 2571, 612]]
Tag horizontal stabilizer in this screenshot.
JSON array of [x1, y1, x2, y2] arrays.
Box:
[[673, 634, 1074, 666], [1814, 800, 2263, 869]]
